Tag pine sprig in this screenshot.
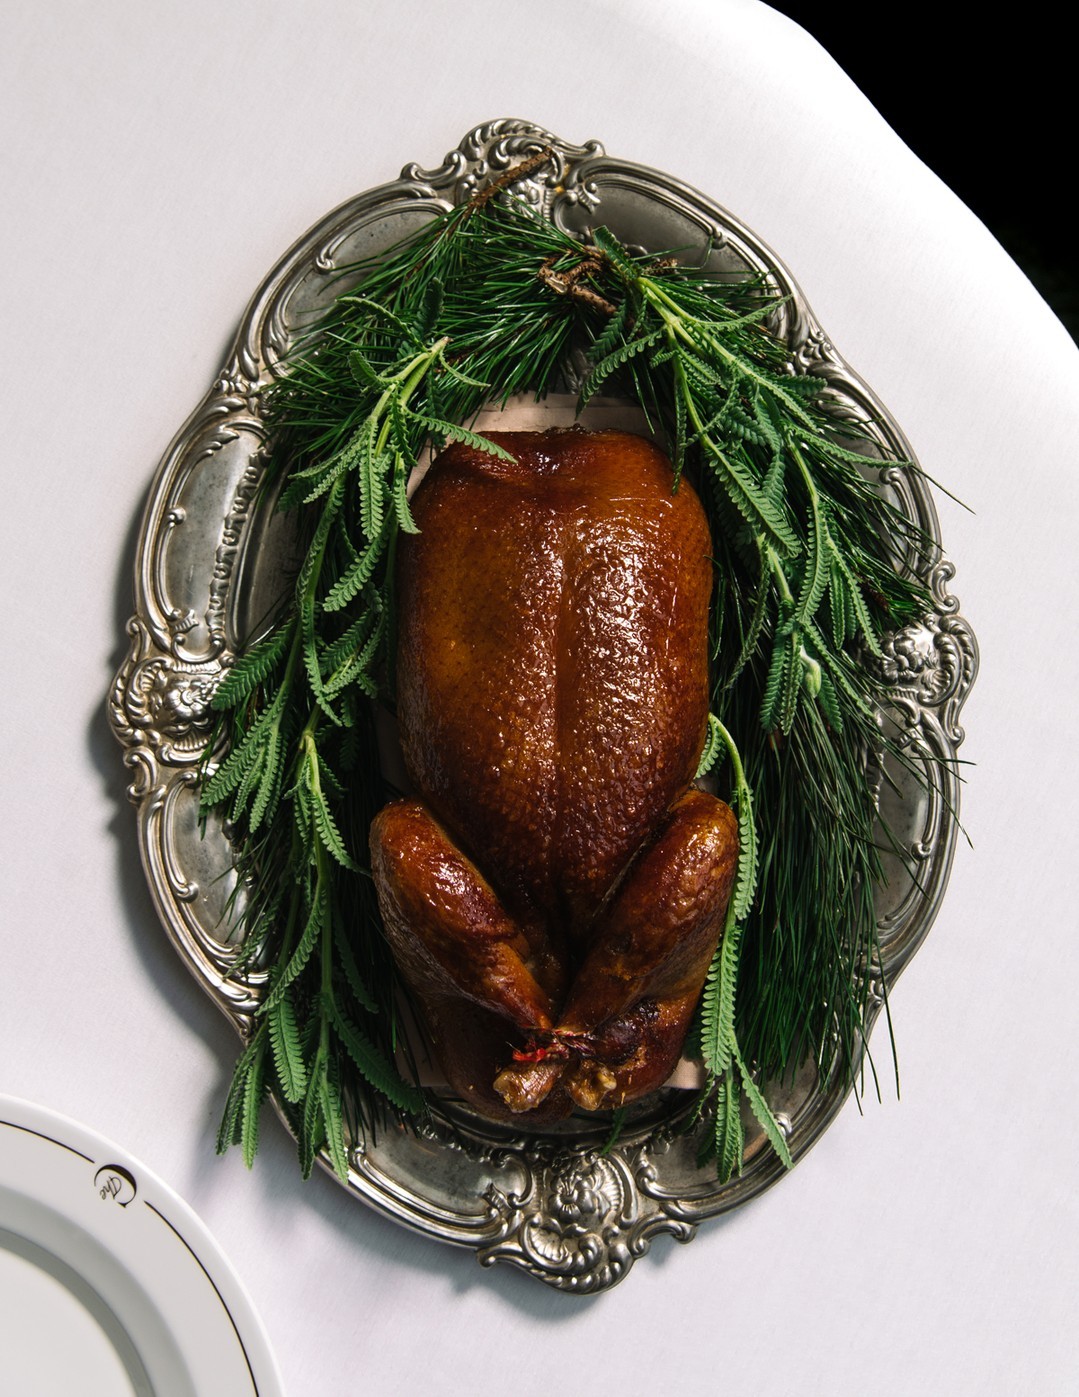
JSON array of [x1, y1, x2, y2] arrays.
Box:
[[200, 180, 939, 1185]]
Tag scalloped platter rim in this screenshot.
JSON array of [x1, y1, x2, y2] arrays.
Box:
[[108, 119, 978, 1294]]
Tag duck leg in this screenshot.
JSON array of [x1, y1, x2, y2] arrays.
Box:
[[496, 788, 739, 1113], [370, 798, 571, 1122]]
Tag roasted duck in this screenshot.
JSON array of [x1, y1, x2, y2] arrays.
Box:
[[370, 429, 738, 1123]]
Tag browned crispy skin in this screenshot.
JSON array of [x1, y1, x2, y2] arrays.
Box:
[[371, 788, 738, 1120], [396, 429, 714, 932], [370, 428, 737, 1120], [494, 789, 738, 1112], [371, 799, 572, 1124]]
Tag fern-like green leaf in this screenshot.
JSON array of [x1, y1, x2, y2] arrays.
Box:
[[240, 1032, 267, 1169], [579, 328, 664, 408], [715, 912, 745, 1074], [261, 882, 326, 1013], [750, 386, 785, 457], [675, 346, 728, 399], [694, 712, 724, 779], [419, 277, 445, 340], [749, 364, 820, 434], [268, 990, 308, 1103], [777, 633, 802, 734], [392, 461, 419, 534], [769, 370, 825, 400], [684, 392, 735, 456], [348, 347, 387, 390], [329, 1002, 426, 1114], [734, 1047, 793, 1170], [355, 420, 388, 540], [300, 444, 363, 508], [700, 902, 745, 1080], [759, 634, 789, 732], [229, 740, 266, 824], [323, 523, 388, 614], [319, 602, 378, 676], [805, 621, 880, 726], [589, 224, 641, 282], [299, 1053, 326, 1181], [388, 392, 418, 469], [698, 953, 723, 1072], [307, 786, 358, 871], [201, 690, 284, 807], [333, 920, 379, 1015], [829, 558, 851, 646], [211, 626, 291, 712], [215, 1028, 265, 1155], [323, 614, 385, 699], [436, 357, 490, 392], [704, 297, 782, 337], [300, 598, 340, 728], [796, 500, 830, 625], [715, 1070, 744, 1184], [586, 295, 630, 369], [833, 550, 885, 658], [724, 416, 770, 453], [215, 1073, 245, 1155], [816, 434, 892, 469], [671, 366, 687, 486], [815, 666, 844, 732], [336, 292, 422, 347], [315, 750, 346, 802], [319, 1060, 351, 1183], [702, 438, 800, 557], [411, 415, 517, 460], [730, 780, 759, 922], [247, 719, 284, 831], [295, 474, 344, 602]]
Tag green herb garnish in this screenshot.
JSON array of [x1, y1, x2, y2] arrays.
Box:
[[201, 159, 935, 1183]]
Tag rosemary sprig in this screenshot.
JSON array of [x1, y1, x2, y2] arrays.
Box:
[[201, 184, 936, 1182]]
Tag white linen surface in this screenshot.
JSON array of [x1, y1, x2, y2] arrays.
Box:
[[2, 2, 1076, 1393]]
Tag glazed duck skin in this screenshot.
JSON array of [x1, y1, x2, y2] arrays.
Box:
[[369, 428, 739, 1121]]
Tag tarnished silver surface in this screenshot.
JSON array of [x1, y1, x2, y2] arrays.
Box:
[[109, 119, 978, 1293]]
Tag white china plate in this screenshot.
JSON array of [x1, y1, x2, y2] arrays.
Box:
[[0, 1096, 283, 1397]]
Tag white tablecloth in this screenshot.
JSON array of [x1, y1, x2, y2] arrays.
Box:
[[3, 2, 1077, 1393]]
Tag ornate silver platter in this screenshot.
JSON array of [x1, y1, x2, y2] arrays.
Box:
[[109, 120, 977, 1293]]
